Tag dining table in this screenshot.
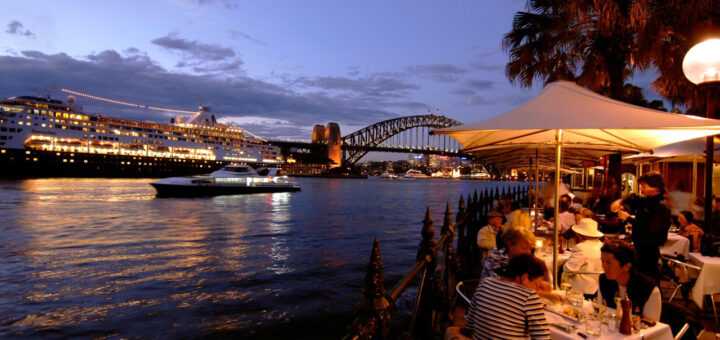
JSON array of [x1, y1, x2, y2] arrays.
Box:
[[545, 303, 673, 340], [660, 233, 690, 258], [688, 252, 720, 323]]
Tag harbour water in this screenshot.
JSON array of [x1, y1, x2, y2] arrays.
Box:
[[0, 177, 524, 339]]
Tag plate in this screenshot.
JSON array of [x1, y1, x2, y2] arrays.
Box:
[[545, 304, 582, 322]]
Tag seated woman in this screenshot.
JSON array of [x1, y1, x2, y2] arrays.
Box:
[[597, 239, 662, 321], [562, 218, 603, 299], [466, 254, 551, 340], [678, 210, 704, 251], [481, 227, 535, 282]]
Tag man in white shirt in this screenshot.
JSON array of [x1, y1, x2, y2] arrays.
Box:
[[562, 218, 603, 298]]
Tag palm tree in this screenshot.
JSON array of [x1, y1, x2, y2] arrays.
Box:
[[503, 0, 718, 105], [645, 1, 719, 114]]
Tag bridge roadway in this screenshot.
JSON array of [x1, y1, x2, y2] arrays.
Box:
[[268, 140, 466, 158]]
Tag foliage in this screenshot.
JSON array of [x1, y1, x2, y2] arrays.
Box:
[[504, 0, 719, 111]]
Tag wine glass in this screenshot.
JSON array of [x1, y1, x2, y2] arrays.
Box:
[[593, 296, 607, 316], [560, 280, 572, 296]]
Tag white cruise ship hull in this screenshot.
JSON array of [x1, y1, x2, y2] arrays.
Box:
[[0, 96, 285, 178]]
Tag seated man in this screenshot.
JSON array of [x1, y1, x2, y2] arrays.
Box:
[[466, 254, 551, 340], [477, 211, 504, 265], [562, 218, 603, 299], [597, 239, 662, 321]]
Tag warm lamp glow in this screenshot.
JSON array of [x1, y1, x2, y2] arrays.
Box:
[[682, 38, 720, 84], [536, 240, 543, 248]]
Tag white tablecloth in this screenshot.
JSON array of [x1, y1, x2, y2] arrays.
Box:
[[537, 253, 570, 285], [546, 308, 673, 340], [660, 233, 690, 258], [689, 252, 720, 308]]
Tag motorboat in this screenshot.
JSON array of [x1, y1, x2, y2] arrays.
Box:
[[378, 170, 398, 179], [403, 169, 430, 179], [150, 164, 300, 197]]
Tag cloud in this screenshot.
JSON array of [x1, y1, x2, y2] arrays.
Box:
[[151, 33, 243, 73], [6, 20, 35, 38], [405, 64, 468, 83], [470, 60, 503, 71], [152, 34, 235, 61], [462, 79, 494, 91], [0, 50, 399, 140], [170, 0, 238, 9], [229, 30, 267, 46], [296, 74, 419, 98]]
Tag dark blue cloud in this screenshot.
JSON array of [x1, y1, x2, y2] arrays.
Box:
[[6, 20, 35, 38]]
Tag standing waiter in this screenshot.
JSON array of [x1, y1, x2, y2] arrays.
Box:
[[611, 172, 671, 281]]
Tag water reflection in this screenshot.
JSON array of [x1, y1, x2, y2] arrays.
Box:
[[0, 177, 525, 338]]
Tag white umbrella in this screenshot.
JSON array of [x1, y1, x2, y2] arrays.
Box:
[[434, 81, 720, 287]]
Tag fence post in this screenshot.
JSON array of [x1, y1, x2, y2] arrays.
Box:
[[438, 202, 457, 328], [408, 207, 437, 339], [456, 195, 469, 279], [344, 238, 393, 340]]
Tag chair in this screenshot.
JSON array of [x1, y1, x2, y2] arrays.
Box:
[[455, 279, 480, 306], [674, 323, 690, 340], [661, 255, 701, 304], [661, 301, 702, 340]]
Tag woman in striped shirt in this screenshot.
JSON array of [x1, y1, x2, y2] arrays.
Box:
[[466, 254, 551, 340]]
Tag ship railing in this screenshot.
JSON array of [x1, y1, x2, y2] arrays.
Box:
[[343, 184, 529, 339]]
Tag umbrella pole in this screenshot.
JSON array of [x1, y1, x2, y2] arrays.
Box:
[[535, 149, 539, 233], [693, 157, 698, 203], [553, 129, 563, 290], [529, 157, 532, 213]]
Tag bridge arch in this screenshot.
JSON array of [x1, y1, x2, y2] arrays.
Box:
[[342, 114, 463, 164]]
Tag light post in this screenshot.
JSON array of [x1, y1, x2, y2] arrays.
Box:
[[683, 38, 720, 231]]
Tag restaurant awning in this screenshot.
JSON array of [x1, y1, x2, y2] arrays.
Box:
[[435, 81, 720, 154]]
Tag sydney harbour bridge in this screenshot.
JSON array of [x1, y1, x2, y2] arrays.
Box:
[[269, 114, 466, 165]]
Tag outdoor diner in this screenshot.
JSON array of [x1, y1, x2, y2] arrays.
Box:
[[436, 79, 720, 340]]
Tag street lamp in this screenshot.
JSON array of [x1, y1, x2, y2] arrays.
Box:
[[683, 38, 720, 231]]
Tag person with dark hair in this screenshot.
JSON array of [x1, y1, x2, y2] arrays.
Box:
[[611, 171, 671, 280], [556, 196, 576, 236], [597, 239, 661, 321], [481, 227, 536, 282], [466, 254, 551, 339], [678, 210, 704, 251]]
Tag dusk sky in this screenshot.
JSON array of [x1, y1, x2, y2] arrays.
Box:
[[1, 0, 660, 153]]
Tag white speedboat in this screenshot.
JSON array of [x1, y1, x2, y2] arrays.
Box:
[[378, 170, 397, 179], [403, 169, 430, 179], [150, 164, 300, 197]]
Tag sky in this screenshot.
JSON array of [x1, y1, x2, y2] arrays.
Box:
[[0, 0, 662, 161]]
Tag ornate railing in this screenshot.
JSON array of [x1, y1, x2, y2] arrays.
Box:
[[343, 185, 529, 339]]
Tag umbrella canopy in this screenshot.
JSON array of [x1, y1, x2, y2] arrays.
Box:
[[624, 137, 720, 163], [434, 81, 720, 288], [436, 81, 720, 154]]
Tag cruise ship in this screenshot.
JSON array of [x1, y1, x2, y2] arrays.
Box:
[[0, 95, 284, 177]]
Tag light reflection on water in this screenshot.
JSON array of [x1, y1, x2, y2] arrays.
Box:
[[0, 177, 523, 338]]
